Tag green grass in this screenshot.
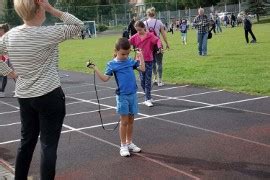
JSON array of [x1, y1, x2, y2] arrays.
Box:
[[59, 23, 270, 95]]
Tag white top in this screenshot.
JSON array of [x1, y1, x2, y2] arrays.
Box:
[[144, 18, 164, 38], [0, 12, 84, 98]]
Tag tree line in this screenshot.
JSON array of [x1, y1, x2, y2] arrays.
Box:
[[1, 0, 269, 25]]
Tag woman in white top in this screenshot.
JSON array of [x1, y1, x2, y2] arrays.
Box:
[[0, 0, 83, 179], [144, 7, 170, 87]]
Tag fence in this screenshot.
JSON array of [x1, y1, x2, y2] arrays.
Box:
[[0, 2, 259, 26], [55, 3, 242, 26]]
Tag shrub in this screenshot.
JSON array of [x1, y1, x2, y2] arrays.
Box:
[[97, 24, 108, 32]]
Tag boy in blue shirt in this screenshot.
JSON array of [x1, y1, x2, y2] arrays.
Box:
[[88, 37, 145, 157]]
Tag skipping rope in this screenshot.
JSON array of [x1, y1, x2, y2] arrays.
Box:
[[87, 60, 120, 131]]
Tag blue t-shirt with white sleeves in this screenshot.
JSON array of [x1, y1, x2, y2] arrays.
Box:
[[105, 57, 139, 95]]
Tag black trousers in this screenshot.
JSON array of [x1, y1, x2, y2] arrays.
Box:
[[15, 87, 66, 180], [0, 76, 7, 92], [245, 29, 256, 43]]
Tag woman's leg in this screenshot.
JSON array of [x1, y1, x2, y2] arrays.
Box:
[[155, 53, 163, 82], [152, 52, 157, 81], [34, 87, 66, 180], [15, 98, 40, 180]]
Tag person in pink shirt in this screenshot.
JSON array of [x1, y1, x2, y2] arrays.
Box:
[[129, 21, 162, 107]]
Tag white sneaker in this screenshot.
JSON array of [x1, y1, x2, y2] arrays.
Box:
[[153, 79, 158, 85], [0, 92, 5, 98], [128, 143, 141, 153], [120, 145, 130, 157], [144, 100, 153, 107], [158, 82, 164, 87]]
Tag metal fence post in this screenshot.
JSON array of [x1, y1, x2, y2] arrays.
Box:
[[115, 14, 117, 26], [188, 8, 191, 24]]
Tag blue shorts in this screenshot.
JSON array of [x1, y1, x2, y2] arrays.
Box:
[[116, 93, 138, 115]]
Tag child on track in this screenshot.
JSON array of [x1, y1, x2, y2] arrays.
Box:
[[87, 37, 145, 157], [0, 23, 15, 97], [129, 21, 162, 107]]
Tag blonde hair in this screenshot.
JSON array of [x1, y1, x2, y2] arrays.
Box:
[[14, 0, 40, 21], [146, 7, 156, 17]]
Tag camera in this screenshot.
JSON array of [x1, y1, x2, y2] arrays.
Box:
[[86, 60, 95, 68]]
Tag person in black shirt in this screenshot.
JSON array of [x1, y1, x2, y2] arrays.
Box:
[[243, 12, 257, 43], [128, 17, 137, 37]]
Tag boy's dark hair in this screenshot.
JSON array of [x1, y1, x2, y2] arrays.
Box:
[[134, 21, 145, 29], [0, 23, 9, 33], [115, 37, 131, 51]]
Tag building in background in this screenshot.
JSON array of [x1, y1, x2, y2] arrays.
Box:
[[130, 0, 145, 18]]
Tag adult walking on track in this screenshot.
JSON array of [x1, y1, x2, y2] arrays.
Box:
[[0, 0, 84, 179], [144, 7, 170, 87]]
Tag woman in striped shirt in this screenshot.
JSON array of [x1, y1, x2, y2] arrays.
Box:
[[0, 0, 83, 179]]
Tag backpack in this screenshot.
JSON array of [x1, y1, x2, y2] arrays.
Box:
[[146, 19, 158, 37], [208, 31, 212, 39], [145, 20, 160, 53]]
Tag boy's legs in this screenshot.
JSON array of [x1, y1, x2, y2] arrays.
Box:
[[183, 33, 187, 44], [126, 94, 141, 152], [116, 95, 130, 145], [126, 115, 134, 144], [181, 33, 184, 44], [15, 98, 40, 180], [119, 115, 129, 145]]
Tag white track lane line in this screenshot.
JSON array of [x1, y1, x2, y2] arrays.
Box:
[[0, 110, 19, 115], [0, 100, 19, 110], [0, 93, 269, 148], [62, 124, 200, 180]]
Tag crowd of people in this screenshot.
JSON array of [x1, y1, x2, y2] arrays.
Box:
[[0, 0, 259, 179]]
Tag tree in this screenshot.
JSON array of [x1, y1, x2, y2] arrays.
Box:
[[2, 0, 21, 25], [247, 0, 270, 22]]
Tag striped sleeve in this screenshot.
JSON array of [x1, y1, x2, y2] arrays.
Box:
[[59, 12, 85, 40], [36, 12, 85, 45]]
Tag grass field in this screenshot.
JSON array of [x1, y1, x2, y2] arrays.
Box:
[[59, 23, 270, 95]]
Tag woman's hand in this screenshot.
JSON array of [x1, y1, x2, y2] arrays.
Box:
[[37, 0, 63, 18], [37, 0, 52, 12]]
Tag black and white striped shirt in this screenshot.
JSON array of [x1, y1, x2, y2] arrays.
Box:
[[0, 12, 83, 98]]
